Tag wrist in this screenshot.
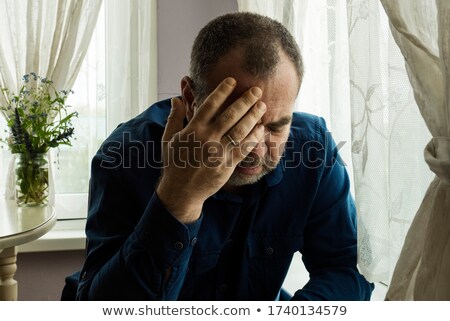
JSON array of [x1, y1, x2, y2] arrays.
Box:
[[156, 181, 203, 224]]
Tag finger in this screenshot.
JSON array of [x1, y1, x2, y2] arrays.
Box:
[[215, 86, 263, 135], [193, 77, 237, 121], [230, 123, 265, 162], [224, 101, 266, 144], [162, 97, 186, 143]]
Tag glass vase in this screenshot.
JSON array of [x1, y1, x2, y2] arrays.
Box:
[[14, 152, 50, 207]]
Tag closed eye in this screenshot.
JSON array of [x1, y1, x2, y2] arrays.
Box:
[[267, 126, 284, 134], [266, 116, 292, 134]]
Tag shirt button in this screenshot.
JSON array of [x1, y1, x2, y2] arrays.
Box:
[[265, 247, 274, 255], [174, 241, 184, 250], [81, 271, 87, 280], [190, 237, 197, 246]]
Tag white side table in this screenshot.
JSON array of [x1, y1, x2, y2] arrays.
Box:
[[0, 200, 56, 300]]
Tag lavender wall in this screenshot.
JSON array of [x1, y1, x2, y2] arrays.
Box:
[[157, 0, 238, 100]]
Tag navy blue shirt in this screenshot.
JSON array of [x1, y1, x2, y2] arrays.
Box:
[[75, 98, 373, 300]]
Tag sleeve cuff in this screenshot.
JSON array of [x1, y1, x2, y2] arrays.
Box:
[[134, 192, 202, 265]]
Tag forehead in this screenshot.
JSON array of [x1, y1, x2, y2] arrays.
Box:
[[204, 48, 300, 118]]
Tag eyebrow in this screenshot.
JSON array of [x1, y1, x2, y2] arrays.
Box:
[[266, 115, 293, 129]]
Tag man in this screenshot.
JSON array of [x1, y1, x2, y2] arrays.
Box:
[[67, 12, 373, 300]]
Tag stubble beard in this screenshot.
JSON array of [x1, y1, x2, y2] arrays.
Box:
[[227, 153, 279, 186]]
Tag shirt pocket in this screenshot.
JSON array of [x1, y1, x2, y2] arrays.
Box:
[[247, 233, 303, 299]]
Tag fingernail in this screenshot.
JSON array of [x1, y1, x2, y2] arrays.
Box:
[[257, 101, 266, 112], [225, 77, 236, 86], [251, 87, 262, 97]]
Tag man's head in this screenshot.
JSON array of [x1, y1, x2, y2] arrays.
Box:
[[181, 12, 303, 187], [189, 12, 303, 102]]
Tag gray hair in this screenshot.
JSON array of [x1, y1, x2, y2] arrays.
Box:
[[190, 12, 304, 100]]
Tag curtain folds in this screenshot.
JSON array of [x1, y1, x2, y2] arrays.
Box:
[[0, 0, 102, 96], [0, 0, 102, 204], [0, 0, 158, 219], [104, 0, 158, 134], [380, 0, 450, 300]]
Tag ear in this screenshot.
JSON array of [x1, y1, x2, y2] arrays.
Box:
[[181, 76, 196, 121]]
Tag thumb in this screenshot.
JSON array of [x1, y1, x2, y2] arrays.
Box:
[[162, 97, 186, 143]]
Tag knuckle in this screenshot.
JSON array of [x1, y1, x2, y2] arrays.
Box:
[[246, 127, 263, 143], [220, 109, 237, 123], [250, 108, 264, 121], [231, 126, 246, 139], [241, 94, 253, 106], [188, 117, 202, 129], [203, 96, 219, 109]]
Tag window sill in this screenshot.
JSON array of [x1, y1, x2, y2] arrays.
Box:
[[16, 193, 89, 253], [18, 219, 86, 253]]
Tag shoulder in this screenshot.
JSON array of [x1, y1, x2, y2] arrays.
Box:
[[105, 98, 171, 144], [289, 112, 328, 143], [112, 98, 172, 138], [94, 98, 172, 168], [283, 112, 336, 171]]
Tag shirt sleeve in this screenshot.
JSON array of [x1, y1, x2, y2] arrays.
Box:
[[76, 154, 202, 300], [292, 122, 374, 301]]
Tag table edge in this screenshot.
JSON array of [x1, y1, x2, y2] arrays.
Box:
[[0, 206, 56, 249]]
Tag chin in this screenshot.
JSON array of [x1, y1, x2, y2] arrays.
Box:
[[227, 157, 279, 187], [227, 168, 269, 187]]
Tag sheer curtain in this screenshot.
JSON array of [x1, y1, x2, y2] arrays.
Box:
[[104, 0, 158, 134], [237, 0, 433, 290], [0, 0, 158, 220], [51, 0, 158, 219], [0, 0, 102, 100], [380, 0, 450, 300], [347, 0, 432, 284], [0, 0, 102, 206]]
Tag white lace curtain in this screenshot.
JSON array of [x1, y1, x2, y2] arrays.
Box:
[[237, 0, 434, 290]]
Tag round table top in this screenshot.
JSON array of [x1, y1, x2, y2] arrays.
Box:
[[0, 199, 56, 249]]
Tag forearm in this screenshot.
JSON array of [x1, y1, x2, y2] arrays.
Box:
[[77, 193, 202, 300]]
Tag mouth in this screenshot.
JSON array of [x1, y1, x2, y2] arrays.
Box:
[[235, 164, 263, 175]]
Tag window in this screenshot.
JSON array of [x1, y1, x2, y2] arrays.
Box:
[[51, 4, 106, 220], [0, 4, 106, 221], [0, 0, 157, 223]]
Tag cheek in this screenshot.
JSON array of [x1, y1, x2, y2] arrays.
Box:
[[265, 132, 289, 159]]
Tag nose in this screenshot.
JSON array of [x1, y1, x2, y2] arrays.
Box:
[[249, 132, 268, 158]]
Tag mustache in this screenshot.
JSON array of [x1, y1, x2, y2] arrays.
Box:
[[238, 153, 263, 168]]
